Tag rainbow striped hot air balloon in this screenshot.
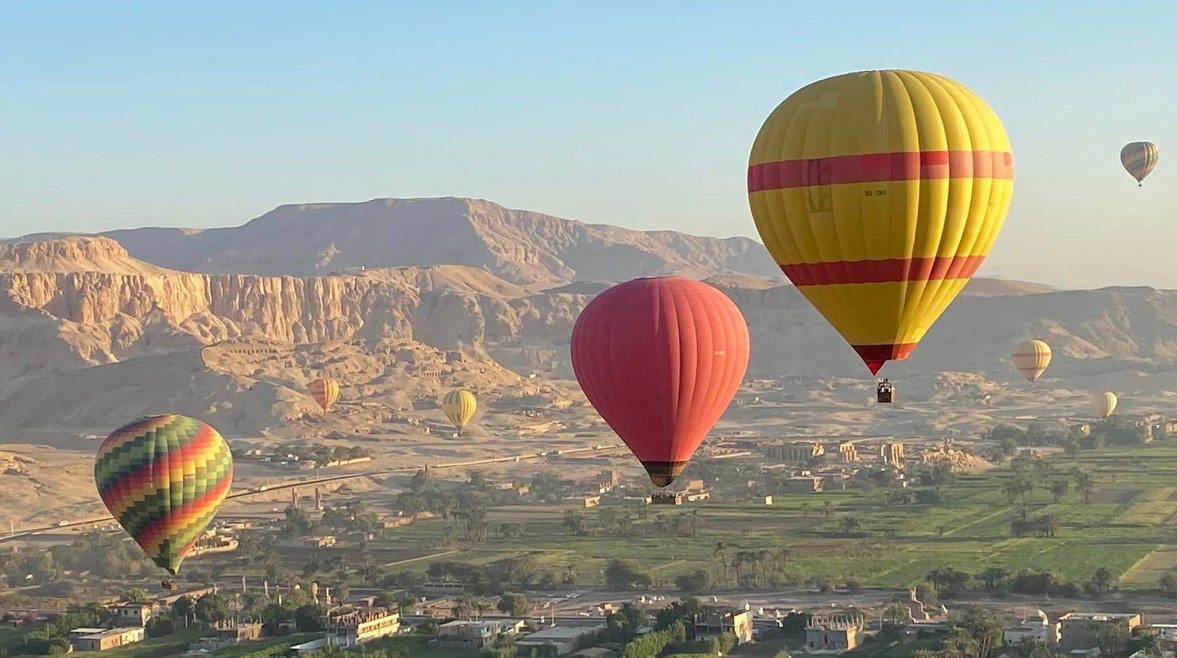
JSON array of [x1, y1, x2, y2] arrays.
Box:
[[748, 70, 1014, 375], [94, 414, 233, 575], [1011, 339, 1052, 384], [1121, 142, 1159, 187]]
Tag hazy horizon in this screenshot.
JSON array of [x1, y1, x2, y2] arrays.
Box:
[[3, 0, 1175, 288]]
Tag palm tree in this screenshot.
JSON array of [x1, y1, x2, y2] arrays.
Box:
[[979, 566, 1009, 591], [756, 549, 771, 586], [1073, 470, 1095, 504], [1135, 630, 1162, 658], [777, 548, 791, 571], [840, 516, 861, 536], [714, 542, 729, 583], [1049, 479, 1069, 503]]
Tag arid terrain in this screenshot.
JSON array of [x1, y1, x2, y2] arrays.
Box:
[[3, 197, 1177, 531]]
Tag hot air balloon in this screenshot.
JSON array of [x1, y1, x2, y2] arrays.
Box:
[[1011, 339, 1052, 384], [748, 70, 1014, 376], [1095, 391, 1117, 418], [570, 276, 750, 487], [309, 377, 340, 412], [1121, 142, 1159, 187], [94, 414, 233, 579], [441, 388, 477, 436]]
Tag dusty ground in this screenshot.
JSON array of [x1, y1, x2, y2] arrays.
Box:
[[1, 360, 1154, 532]]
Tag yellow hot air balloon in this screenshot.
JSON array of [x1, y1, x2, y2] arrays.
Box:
[[1095, 391, 1117, 418], [748, 70, 1014, 375], [441, 388, 477, 435], [309, 377, 340, 412], [1011, 340, 1051, 384]]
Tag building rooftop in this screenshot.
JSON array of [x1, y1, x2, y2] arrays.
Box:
[[328, 608, 395, 626], [1060, 612, 1139, 621], [520, 624, 606, 641], [80, 627, 143, 639]]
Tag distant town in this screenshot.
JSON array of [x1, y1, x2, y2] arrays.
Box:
[[5, 408, 1177, 658]]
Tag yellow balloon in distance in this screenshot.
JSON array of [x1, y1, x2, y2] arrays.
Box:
[[748, 70, 1015, 374], [441, 388, 478, 432], [1011, 339, 1052, 383], [1095, 391, 1117, 418]]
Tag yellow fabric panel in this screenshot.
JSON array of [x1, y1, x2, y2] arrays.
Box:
[[797, 279, 970, 346], [749, 70, 1011, 163], [749, 178, 1013, 263]]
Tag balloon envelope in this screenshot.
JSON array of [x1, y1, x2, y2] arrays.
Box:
[[441, 388, 478, 430], [309, 377, 340, 411], [1011, 340, 1052, 383], [94, 414, 233, 575], [570, 276, 750, 487], [1095, 391, 1118, 418], [748, 69, 1014, 374], [1121, 142, 1159, 186]]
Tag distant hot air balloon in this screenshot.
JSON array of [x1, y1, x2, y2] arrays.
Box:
[[1011, 339, 1052, 383], [309, 377, 340, 412], [94, 414, 233, 576], [1095, 391, 1118, 418], [1121, 142, 1159, 187], [570, 276, 751, 487], [748, 70, 1014, 375], [441, 388, 477, 435]]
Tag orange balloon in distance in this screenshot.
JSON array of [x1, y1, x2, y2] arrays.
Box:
[[748, 70, 1015, 374], [309, 377, 340, 411]]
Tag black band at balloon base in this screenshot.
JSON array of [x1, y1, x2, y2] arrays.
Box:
[[641, 461, 688, 487]]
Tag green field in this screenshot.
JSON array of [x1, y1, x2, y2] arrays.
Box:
[[245, 443, 1177, 592]]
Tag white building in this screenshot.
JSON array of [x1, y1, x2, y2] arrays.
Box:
[[1004, 610, 1060, 646]]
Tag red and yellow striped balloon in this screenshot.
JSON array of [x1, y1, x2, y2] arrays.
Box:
[[309, 377, 340, 412], [1011, 339, 1052, 383], [748, 70, 1014, 374], [1121, 141, 1159, 187], [94, 414, 233, 575]]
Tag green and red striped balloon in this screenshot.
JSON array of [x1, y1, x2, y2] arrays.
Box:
[[94, 414, 233, 575]]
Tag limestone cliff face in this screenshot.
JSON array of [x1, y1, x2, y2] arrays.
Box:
[[6, 237, 1177, 384], [0, 238, 589, 381], [7, 236, 1177, 442]]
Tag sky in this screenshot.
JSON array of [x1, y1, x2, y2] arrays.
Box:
[[2, 0, 1176, 287]]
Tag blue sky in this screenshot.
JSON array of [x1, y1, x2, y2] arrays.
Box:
[[2, 1, 1175, 285]]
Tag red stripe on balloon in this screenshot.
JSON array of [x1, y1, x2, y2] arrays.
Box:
[[748, 149, 1013, 192]]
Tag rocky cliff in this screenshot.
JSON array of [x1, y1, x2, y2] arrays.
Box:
[[4, 232, 1177, 442]]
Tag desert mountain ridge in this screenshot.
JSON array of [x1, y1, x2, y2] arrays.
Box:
[[1, 225, 1176, 447], [10, 197, 787, 286]]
